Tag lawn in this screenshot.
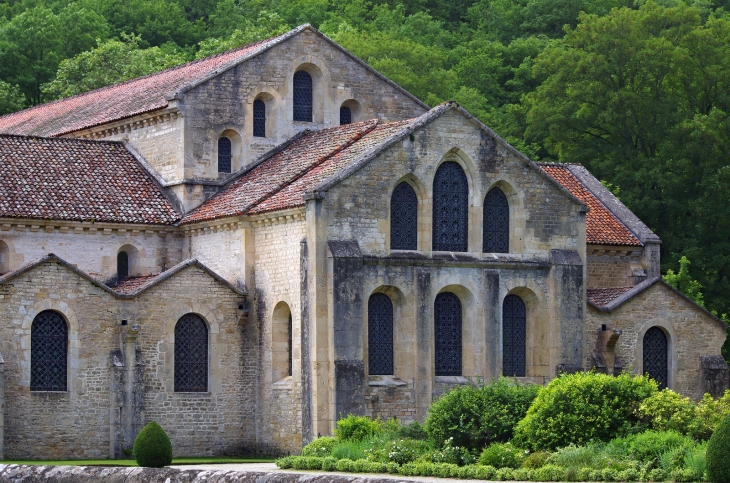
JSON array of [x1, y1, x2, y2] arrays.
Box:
[[0, 457, 275, 466]]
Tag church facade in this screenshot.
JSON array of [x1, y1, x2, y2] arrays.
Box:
[[0, 25, 726, 460]]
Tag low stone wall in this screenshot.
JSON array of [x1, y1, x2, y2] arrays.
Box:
[[0, 465, 411, 483]]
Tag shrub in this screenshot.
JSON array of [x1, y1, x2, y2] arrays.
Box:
[[683, 443, 707, 482], [513, 372, 657, 450], [617, 467, 640, 482], [396, 420, 429, 440], [331, 439, 369, 460], [638, 389, 700, 436], [335, 458, 353, 472], [385, 462, 399, 473], [474, 464, 497, 480], [352, 459, 368, 472], [322, 456, 337, 471], [647, 467, 667, 482], [696, 390, 730, 439], [133, 421, 173, 468], [458, 465, 478, 479], [364, 437, 430, 464], [575, 467, 594, 482], [522, 450, 550, 469], [495, 467, 515, 481], [707, 411, 730, 483], [276, 456, 295, 469], [334, 414, 381, 442], [626, 430, 692, 465], [532, 464, 566, 482], [302, 436, 337, 457], [478, 442, 522, 469], [425, 378, 539, 451]]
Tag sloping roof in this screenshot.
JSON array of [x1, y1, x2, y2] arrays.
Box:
[[0, 254, 247, 297], [0, 134, 179, 224], [587, 286, 634, 307], [540, 164, 642, 246], [182, 118, 413, 223]]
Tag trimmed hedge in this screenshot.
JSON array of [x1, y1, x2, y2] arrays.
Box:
[[133, 421, 172, 468], [707, 412, 730, 483]]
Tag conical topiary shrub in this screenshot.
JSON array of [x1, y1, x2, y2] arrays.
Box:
[[133, 421, 173, 468], [707, 411, 730, 483]]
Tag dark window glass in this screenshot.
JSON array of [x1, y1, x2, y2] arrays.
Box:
[[435, 292, 462, 376], [340, 106, 352, 125], [502, 294, 526, 377], [432, 161, 468, 252], [117, 251, 129, 278], [253, 99, 266, 137], [31, 310, 67, 391], [390, 182, 418, 250], [293, 70, 313, 122], [218, 137, 232, 173], [288, 312, 293, 377], [368, 293, 394, 375], [483, 188, 509, 253], [175, 314, 208, 392], [643, 327, 668, 389]]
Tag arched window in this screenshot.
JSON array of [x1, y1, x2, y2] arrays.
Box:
[[293, 70, 313, 122], [340, 106, 352, 125], [117, 251, 129, 279], [218, 137, 232, 173], [31, 310, 67, 391], [432, 161, 469, 252], [502, 294, 526, 377], [368, 293, 394, 375], [483, 188, 509, 253], [435, 292, 462, 376], [253, 99, 266, 137], [390, 182, 418, 250], [643, 327, 668, 389], [175, 314, 208, 392]]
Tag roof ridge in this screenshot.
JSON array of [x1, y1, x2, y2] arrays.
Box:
[[246, 120, 381, 213], [0, 132, 124, 145]]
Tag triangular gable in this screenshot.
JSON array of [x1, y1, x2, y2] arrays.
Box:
[[0, 254, 246, 298]]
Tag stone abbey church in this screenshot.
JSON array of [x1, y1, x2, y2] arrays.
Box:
[[0, 24, 726, 460]]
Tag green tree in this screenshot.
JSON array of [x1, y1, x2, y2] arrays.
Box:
[[44, 35, 187, 100], [0, 79, 25, 114], [663, 256, 705, 307]]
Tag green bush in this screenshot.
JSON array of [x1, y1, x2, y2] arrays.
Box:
[[683, 443, 707, 482], [302, 436, 337, 457], [522, 450, 550, 469], [334, 414, 381, 442], [696, 391, 730, 439], [331, 439, 369, 460], [513, 372, 657, 450], [322, 456, 338, 471], [133, 421, 173, 468], [512, 468, 532, 480], [495, 467, 515, 481], [533, 464, 566, 482], [478, 442, 523, 469], [396, 420, 429, 440], [647, 467, 667, 482], [364, 437, 430, 464], [474, 464, 497, 480], [335, 458, 353, 472], [707, 411, 730, 483], [626, 430, 692, 465], [275, 456, 295, 469], [431, 436, 475, 465], [638, 389, 707, 438], [425, 378, 539, 451]]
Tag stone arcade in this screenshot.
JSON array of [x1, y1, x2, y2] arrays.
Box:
[[0, 25, 726, 460]]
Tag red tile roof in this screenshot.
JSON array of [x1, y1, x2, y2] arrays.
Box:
[[0, 36, 283, 137], [0, 135, 179, 224], [540, 164, 641, 246], [182, 119, 413, 223], [587, 286, 634, 307], [112, 275, 160, 294]]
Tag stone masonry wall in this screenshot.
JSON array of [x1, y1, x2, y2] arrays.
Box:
[[587, 282, 726, 399], [586, 247, 644, 289], [0, 260, 253, 459], [0, 221, 183, 281], [186, 222, 249, 287]]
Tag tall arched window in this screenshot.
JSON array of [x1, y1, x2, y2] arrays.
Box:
[[390, 182, 418, 250], [502, 294, 526, 377], [340, 106, 352, 125], [31, 310, 67, 391], [293, 70, 313, 122], [435, 292, 462, 376], [483, 188, 509, 253], [253, 99, 266, 137], [368, 293, 393, 375], [175, 314, 208, 392], [432, 161, 469, 252], [643, 327, 668, 389], [117, 251, 129, 279], [218, 137, 232, 173]]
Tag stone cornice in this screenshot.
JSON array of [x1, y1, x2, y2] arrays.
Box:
[[67, 108, 182, 141], [0, 219, 181, 237]]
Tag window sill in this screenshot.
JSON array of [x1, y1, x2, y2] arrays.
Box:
[[434, 375, 471, 385], [172, 391, 212, 397], [368, 375, 407, 387], [273, 376, 293, 389]]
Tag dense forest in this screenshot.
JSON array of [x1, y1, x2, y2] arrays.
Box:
[[1, 0, 729, 327]]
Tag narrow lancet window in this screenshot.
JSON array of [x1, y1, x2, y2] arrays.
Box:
[[175, 314, 208, 392], [433, 161, 468, 252], [340, 106, 352, 125], [390, 182, 418, 250], [435, 292, 462, 376], [483, 188, 509, 253], [218, 137, 232, 173], [643, 327, 668, 389], [368, 293, 394, 375], [31, 310, 68, 391], [502, 294, 526, 377], [293, 70, 313, 122], [253, 99, 266, 137]]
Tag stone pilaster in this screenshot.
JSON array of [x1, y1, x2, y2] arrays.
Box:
[[0, 352, 4, 461], [110, 325, 145, 458]]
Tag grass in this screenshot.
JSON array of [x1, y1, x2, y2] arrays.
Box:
[[0, 457, 275, 466]]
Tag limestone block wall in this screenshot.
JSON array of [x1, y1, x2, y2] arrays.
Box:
[[185, 221, 250, 287], [0, 260, 254, 459], [586, 282, 726, 399], [0, 220, 183, 281], [586, 246, 644, 288], [251, 214, 306, 453], [181, 28, 427, 183], [323, 109, 585, 258], [365, 383, 416, 422]]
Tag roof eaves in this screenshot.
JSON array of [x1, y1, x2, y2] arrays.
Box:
[[566, 164, 660, 245]]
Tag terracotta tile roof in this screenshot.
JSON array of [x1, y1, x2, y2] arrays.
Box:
[[112, 275, 160, 294], [0, 36, 283, 137], [182, 119, 413, 224], [539, 164, 641, 246], [0, 135, 179, 224], [587, 286, 634, 307]]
